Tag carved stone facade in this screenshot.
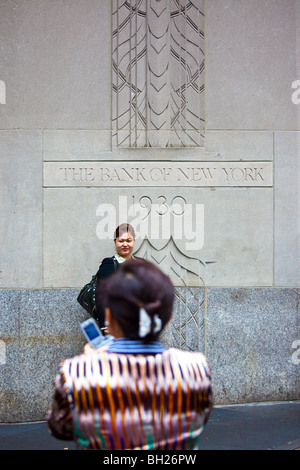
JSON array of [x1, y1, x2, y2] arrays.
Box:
[[0, 0, 299, 422]]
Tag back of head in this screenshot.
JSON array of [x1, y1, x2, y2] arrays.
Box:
[[97, 259, 174, 341]]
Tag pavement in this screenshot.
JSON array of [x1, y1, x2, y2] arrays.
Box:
[[0, 400, 299, 451]]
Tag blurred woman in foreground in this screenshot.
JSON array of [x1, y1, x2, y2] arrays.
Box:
[[47, 259, 213, 450]]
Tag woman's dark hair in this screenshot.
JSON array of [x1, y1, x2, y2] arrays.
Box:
[[114, 223, 135, 241], [96, 259, 174, 341]]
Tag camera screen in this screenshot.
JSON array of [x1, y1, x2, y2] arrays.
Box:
[[83, 323, 99, 341]]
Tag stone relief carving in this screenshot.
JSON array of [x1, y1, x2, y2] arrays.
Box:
[[113, 1, 206, 349], [133, 235, 205, 287], [133, 234, 206, 351], [112, 0, 205, 147], [128, 191, 207, 350], [126, 192, 204, 282], [160, 287, 205, 351]]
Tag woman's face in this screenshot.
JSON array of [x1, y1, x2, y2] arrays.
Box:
[[115, 231, 134, 259]]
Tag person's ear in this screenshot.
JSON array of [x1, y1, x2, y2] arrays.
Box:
[[105, 307, 112, 328], [105, 307, 123, 338]]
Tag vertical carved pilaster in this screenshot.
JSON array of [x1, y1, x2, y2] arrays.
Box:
[[112, 0, 205, 147], [147, 0, 170, 146]]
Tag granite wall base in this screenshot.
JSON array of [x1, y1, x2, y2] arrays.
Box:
[[0, 287, 299, 422]]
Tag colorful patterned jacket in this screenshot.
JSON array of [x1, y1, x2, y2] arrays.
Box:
[[47, 340, 213, 450]]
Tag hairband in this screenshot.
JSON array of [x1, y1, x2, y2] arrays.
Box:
[[139, 308, 162, 338]]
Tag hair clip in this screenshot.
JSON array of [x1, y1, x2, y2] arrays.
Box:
[[153, 314, 162, 334], [139, 308, 151, 338], [139, 308, 162, 338]]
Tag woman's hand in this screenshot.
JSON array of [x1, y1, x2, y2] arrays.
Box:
[[83, 341, 111, 354], [83, 343, 95, 354]]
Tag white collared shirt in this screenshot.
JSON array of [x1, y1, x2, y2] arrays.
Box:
[[114, 253, 134, 264]]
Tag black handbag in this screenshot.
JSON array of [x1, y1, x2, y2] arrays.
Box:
[[77, 258, 118, 319], [77, 274, 98, 317]]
